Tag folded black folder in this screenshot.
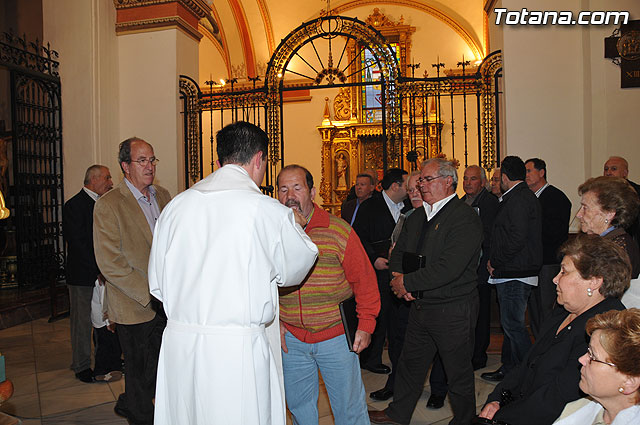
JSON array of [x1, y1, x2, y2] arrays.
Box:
[[339, 296, 358, 352]]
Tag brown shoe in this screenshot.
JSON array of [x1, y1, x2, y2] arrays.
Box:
[[368, 409, 405, 424]]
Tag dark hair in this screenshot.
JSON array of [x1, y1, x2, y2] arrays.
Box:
[[559, 233, 631, 298], [525, 157, 547, 180], [216, 121, 268, 166], [356, 173, 376, 186], [578, 176, 640, 229], [118, 137, 146, 173], [500, 156, 526, 181], [381, 168, 408, 190], [586, 309, 640, 385], [276, 164, 314, 189]]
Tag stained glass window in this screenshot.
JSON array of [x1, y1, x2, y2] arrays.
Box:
[[361, 43, 399, 123]]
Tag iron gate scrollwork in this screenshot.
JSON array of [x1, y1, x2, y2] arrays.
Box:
[[180, 14, 502, 192], [0, 31, 65, 289]]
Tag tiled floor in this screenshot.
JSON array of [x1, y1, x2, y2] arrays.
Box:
[[0, 317, 499, 424]]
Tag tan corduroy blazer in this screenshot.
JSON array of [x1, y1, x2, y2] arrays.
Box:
[[93, 180, 171, 325]]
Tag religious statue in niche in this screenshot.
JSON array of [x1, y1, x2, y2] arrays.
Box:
[[335, 151, 348, 189]]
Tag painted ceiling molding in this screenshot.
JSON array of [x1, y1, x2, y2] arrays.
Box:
[[113, 0, 212, 41], [256, 0, 276, 54], [227, 0, 257, 77], [113, 0, 211, 18], [333, 0, 485, 59]]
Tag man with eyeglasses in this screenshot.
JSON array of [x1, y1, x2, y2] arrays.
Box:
[[425, 164, 500, 410], [369, 158, 483, 425], [94, 137, 171, 424]]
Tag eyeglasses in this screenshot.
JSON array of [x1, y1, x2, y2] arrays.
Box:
[[418, 175, 444, 184], [131, 157, 159, 167], [587, 347, 616, 368]]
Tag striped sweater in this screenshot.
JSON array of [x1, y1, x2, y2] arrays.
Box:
[[280, 204, 380, 343]]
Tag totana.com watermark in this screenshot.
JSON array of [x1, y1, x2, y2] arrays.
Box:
[[494, 8, 630, 25]]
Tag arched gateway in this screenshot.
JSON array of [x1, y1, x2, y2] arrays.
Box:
[[180, 14, 502, 203]]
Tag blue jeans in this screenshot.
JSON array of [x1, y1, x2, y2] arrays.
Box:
[[495, 280, 533, 372], [282, 332, 370, 425]]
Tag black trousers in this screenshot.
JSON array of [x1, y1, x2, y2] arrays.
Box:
[[116, 313, 166, 424], [360, 274, 391, 367], [386, 295, 479, 425], [430, 284, 490, 396], [384, 295, 410, 390], [93, 325, 122, 375]]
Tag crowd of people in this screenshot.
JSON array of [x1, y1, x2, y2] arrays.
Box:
[[62, 120, 640, 425]]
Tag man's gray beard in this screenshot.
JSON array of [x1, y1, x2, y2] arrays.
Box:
[[285, 199, 302, 212]]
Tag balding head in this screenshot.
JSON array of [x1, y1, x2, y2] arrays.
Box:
[[604, 156, 629, 178]]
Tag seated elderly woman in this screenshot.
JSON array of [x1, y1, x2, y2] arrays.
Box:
[[553, 309, 640, 425], [478, 235, 629, 425], [577, 176, 640, 278]]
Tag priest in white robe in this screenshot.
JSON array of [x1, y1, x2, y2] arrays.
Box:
[[148, 121, 318, 425]]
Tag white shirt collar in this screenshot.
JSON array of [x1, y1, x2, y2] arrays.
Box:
[[82, 186, 99, 201], [124, 177, 156, 201], [423, 193, 456, 221], [534, 182, 549, 198], [382, 190, 405, 223]]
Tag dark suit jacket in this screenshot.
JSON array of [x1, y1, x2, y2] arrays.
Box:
[[462, 188, 499, 281], [487, 297, 625, 425], [340, 198, 358, 224], [389, 196, 483, 304], [538, 185, 572, 264], [352, 192, 398, 284], [63, 189, 100, 286], [490, 182, 543, 278]]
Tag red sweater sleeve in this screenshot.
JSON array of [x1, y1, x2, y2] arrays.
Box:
[[342, 229, 380, 334]]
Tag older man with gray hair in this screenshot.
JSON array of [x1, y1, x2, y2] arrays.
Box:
[[369, 158, 483, 425]]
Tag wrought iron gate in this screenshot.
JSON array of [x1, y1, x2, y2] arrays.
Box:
[[180, 15, 502, 193], [0, 31, 64, 289]]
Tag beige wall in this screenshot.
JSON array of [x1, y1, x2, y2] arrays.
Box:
[[496, 0, 640, 222], [43, 0, 119, 200]]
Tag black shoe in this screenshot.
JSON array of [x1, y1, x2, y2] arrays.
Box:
[[362, 363, 391, 374], [370, 387, 394, 401], [481, 368, 506, 382], [114, 393, 131, 420], [75, 368, 94, 383], [114, 404, 130, 419], [426, 394, 445, 409]]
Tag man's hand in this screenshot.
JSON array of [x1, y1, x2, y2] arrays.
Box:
[[98, 273, 106, 286], [487, 260, 495, 277], [403, 292, 416, 302], [352, 330, 371, 354], [390, 272, 408, 298], [479, 401, 500, 420], [374, 257, 389, 270], [280, 320, 288, 353], [106, 322, 116, 333], [292, 209, 308, 228]]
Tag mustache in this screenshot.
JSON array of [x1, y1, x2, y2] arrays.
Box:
[[285, 199, 302, 211]]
